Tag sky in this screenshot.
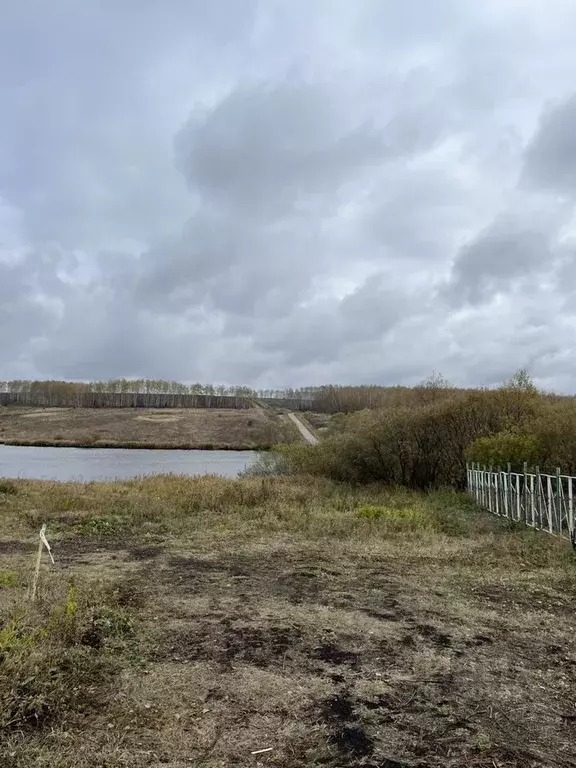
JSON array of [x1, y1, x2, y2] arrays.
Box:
[[2, 1, 576, 391]]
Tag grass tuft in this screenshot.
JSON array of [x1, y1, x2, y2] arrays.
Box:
[[356, 503, 438, 532], [0, 571, 21, 588], [0, 480, 18, 495]]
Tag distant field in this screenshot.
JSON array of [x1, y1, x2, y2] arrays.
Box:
[[0, 406, 297, 449]]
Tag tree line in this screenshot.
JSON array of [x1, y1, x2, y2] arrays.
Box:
[[0, 373, 565, 415], [0, 377, 465, 412]]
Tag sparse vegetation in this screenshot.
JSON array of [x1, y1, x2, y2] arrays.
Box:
[[0, 474, 575, 766], [0, 577, 134, 738], [0, 571, 21, 588]]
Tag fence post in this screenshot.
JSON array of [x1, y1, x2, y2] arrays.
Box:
[[506, 462, 512, 519], [535, 466, 541, 528], [522, 462, 528, 524], [556, 467, 562, 535], [473, 462, 479, 504], [569, 476, 575, 548], [515, 469, 521, 521], [545, 473, 553, 533], [488, 465, 493, 513]]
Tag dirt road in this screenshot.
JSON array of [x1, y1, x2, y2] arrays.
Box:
[[288, 412, 319, 444]]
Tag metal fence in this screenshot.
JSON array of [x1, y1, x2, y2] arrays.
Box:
[[466, 462, 575, 544]]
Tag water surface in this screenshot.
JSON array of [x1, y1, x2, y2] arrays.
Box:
[[0, 445, 256, 482]]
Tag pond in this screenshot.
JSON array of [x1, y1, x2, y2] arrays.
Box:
[[0, 445, 257, 482]]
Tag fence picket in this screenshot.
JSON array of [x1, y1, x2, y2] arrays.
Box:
[[546, 475, 553, 533], [522, 462, 528, 524], [555, 468, 562, 534], [569, 477, 574, 540]]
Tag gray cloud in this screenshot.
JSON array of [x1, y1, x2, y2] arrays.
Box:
[[443, 223, 551, 306], [523, 95, 576, 195], [254, 272, 411, 367], [176, 82, 384, 215], [4, 1, 576, 390]]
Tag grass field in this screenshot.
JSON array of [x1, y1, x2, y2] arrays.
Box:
[[1, 475, 575, 767], [0, 407, 297, 450]]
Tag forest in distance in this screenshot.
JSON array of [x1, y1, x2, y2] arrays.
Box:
[[1, 371, 571, 414]]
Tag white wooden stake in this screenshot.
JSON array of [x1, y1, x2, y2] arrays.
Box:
[[29, 524, 54, 602]]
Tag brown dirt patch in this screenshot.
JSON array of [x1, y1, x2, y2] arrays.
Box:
[[0, 540, 37, 555], [18, 408, 71, 418], [134, 414, 182, 422]]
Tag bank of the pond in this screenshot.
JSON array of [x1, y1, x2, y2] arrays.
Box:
[[0, 438, 271, 450], [0, 444, 257, 481]]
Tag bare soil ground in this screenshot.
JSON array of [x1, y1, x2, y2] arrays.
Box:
[[1, 476, 575, 767], [0, 407, 296, 449]]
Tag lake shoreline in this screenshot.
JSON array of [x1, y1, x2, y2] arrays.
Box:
[[0, 438, 267, 451], [0, 445, 258, 481]]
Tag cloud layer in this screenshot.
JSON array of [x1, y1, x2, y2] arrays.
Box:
[[2, 0, 576, 390]]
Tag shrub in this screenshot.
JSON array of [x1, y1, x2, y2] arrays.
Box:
[[267, 375, 543, 490], [468, 403, 576, 474], [531, 403, 576, 474], [467, 430, 540, 472], [81, 516, 118, 536]]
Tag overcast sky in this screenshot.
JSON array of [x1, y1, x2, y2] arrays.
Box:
[[2, 1, 576, 391]]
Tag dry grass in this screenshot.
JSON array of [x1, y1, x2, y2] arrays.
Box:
[[303, 411, 342, 434], [0, 407, 297, 450], [1, 476, 575, 767]]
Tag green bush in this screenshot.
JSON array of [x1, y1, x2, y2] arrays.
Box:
[[468, 403, 576, 474], [81, 516, 118, 536], [467, 430, 540, 471], [531, 403, 576, 474]]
